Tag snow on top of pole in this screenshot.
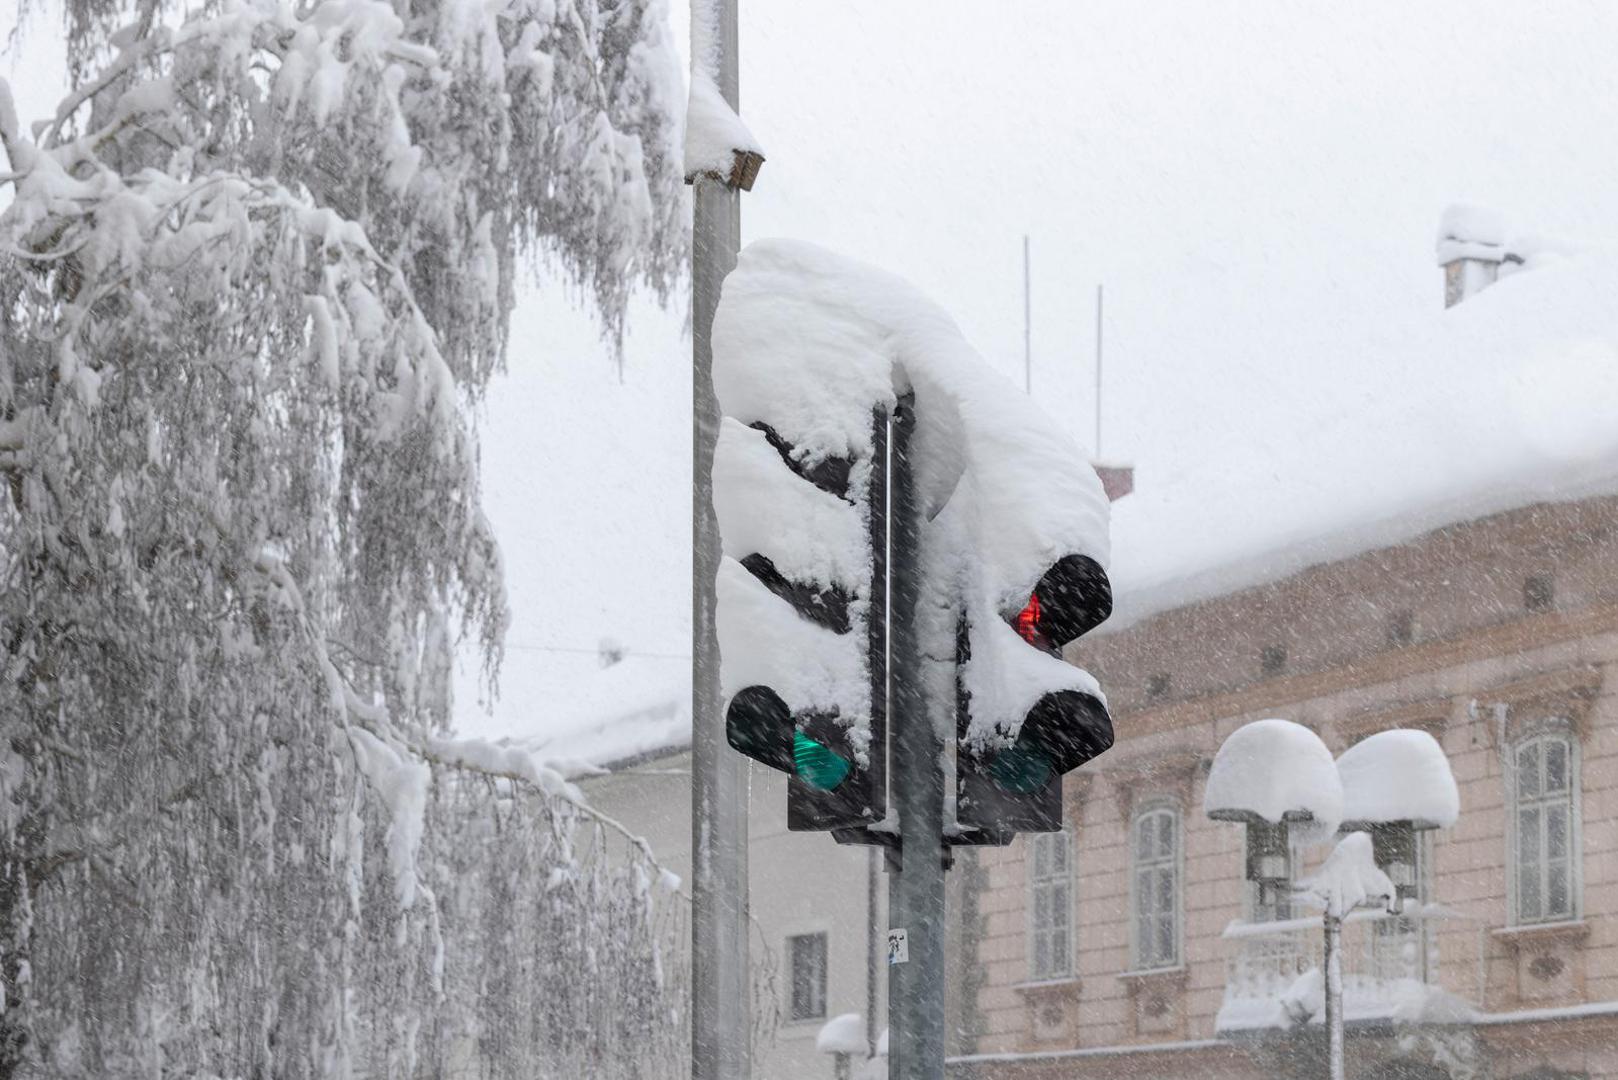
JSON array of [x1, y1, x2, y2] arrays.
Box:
[[815, 1013, 866, 1055], [1336, 729, 1459, 829], [1203, 719, 1344, 840], [684, 0, 763, 182], [1297, 831, 1396, 918]]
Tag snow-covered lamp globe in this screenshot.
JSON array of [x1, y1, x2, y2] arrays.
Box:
[[1335, 730, 1459, 904], [1204, 720, 1344, 906]]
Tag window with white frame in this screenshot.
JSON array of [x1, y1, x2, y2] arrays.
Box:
[[787, 932, 827, 1021], [1511, 731, 1579, 924], [1028, 827, 1073, 979], [1131, 803, 1180, 970]]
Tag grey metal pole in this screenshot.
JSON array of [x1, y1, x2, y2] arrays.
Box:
[[1324, 912, 1343, 1080], [867, 845, 880, 1059], [691, 2, 749, 1077], [887, 400, 945, 1080]]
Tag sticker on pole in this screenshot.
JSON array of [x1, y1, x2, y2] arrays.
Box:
[[886, 928, 909, 966]]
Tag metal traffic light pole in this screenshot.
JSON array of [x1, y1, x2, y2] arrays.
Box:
[[691, 1, 750, 1077], [885, 400, 947, 1080]]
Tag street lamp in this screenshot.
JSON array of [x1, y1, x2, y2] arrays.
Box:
[[1206, 722, 1461, 1080], [1204, 720, 1344, 910], [1335, 729, 1460, 906]]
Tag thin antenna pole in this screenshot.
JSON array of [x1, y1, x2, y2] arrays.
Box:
[[1094, 283, 1104, 455], [1022, 235, 1031, 395]]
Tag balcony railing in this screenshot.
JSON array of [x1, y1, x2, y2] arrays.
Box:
[[1216, 905, 1481, 1034]]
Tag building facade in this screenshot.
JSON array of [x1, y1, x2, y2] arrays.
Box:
[[580, 747, 888, 1078], [953, 494, 1618, 1080]]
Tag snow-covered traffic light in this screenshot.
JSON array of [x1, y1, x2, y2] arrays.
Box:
[[955, 555, 1115, 840], [714, 409, 891, 832], [712, 238, 1121, 854]]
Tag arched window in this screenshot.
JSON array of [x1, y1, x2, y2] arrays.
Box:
[[1027, 827, 1073, 979], [1131, 803, 1181, 970], [1510, 731, 1580, 924]]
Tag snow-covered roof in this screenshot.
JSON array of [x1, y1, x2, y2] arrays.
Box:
[[1435, 202, 1508, 264], [522, 655, 689, 776], [1106, 239, 1618, 631]]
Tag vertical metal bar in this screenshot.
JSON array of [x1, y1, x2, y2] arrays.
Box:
[[867, 845, 880, 1058], [1324, 913, 1343, 1080], [887, 396, 945, 1080], [866, 407, 890, 825], [691, 2, 749, 1077], [865, 405, 890, 1062]]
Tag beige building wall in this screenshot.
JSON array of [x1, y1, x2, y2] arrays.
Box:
[[957, 496, 1618, 1080], [582, 751, 887, 1079]]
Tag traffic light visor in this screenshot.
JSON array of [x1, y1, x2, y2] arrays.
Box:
[[997, 689, 1113, 784], [725, 685, 795, 773]]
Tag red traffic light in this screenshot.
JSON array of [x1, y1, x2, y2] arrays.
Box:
[[1012, 555, 1112, 649], [1014, 592, 1042, 645]]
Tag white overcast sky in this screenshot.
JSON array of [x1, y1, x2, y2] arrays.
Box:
[[462, 0, 1618, 743], [8, 2, 1618, 740]]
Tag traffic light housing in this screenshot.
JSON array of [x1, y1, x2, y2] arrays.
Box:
[[717, 411, 889, 832], [956, 554, 1115, 840], [724, 685, 880, 830]]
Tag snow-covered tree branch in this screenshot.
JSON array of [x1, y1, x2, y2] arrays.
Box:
[[0, 0, 689, 1073]]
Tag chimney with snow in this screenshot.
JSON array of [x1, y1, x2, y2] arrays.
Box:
[[1094, 462, 1134, 502], [1436, 203, 1508, 308]]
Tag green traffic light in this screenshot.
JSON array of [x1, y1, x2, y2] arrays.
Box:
[[987, 746, 1052, 794], [793, 730, 852, 791]]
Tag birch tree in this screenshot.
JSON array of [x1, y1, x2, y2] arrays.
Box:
[[0, 0, 687, 1073]]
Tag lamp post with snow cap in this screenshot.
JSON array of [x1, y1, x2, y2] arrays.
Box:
[[1203, 720, 1344, 911], [1206, 723, 1460, 1080], [1204, 720, 1352, 1080], [1335, 729, 1460, 905]]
